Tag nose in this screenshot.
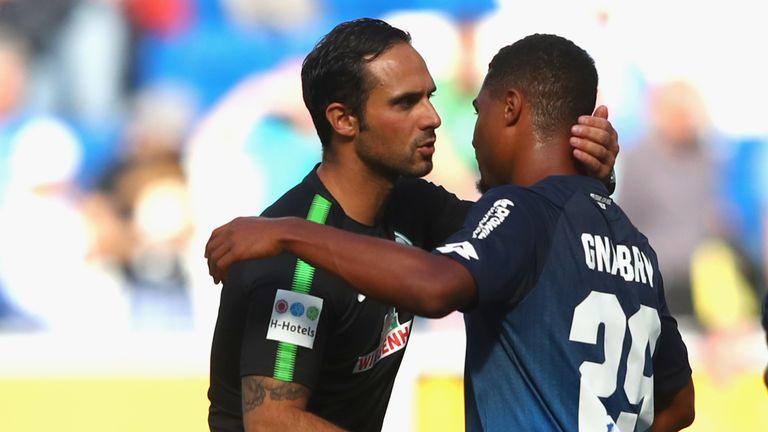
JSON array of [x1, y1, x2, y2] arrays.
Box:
[[422, 100, 441, 130]]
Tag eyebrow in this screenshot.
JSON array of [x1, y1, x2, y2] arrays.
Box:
[[472, 99, 478, 111], [389, 86, 437, 105]]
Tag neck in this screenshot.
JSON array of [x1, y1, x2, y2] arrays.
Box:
[[511, 135, 584, 187], [317, 151, 396, 226]]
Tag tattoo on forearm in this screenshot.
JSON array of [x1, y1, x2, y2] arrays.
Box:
[[242, 376, 310, 413], [242, 377, 267, 412]]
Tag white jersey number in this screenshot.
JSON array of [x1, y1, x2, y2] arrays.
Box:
[[569, 291, 661, 432]]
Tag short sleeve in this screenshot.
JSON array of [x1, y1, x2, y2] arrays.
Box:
[[433, 186, 536, 309], [651, 274, 693, 396], [230, 256, 333, 391]]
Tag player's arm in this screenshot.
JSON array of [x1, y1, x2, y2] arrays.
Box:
[[652, 378, 694, 432], [207, 217, 477, 318], [221, 256, 342, 431], [570, 105, 620, 192], [762, 293, 768, 389], [241, 376, 346, 431], [650, 296, 695, 431]]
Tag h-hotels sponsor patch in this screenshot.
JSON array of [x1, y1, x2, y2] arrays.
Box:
[[267, 289, 324, 349]]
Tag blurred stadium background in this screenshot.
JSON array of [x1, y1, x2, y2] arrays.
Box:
[[0, 0, 766, 430]]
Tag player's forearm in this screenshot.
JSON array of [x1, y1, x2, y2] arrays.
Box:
[[241, 376, 346, 432], [652, 379, 695, 432], [244, 407, 346, 432], [279, 218, 474, 317]]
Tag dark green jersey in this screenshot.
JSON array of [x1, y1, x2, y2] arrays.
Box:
[[208, 168, 469, 432]]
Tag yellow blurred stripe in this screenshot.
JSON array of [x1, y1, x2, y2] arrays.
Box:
[[687, 371, 768, 431], [414, 370, 768, 431], [1, 370, 764, 431], [0, 376, 209, 432], [416, 375, 464, 432]]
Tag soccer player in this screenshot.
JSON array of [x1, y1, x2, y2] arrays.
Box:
[[206, 20, 620, 432], [206, 34, 694, 431]]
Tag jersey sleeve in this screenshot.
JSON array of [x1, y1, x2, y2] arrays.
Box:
[[651, 273, 693, 396], [432, 186, 537, 309], [228, 255, 334, 391]]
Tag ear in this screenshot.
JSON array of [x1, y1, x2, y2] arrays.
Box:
[[504, 89, 522, 126], [325, 102, 359, 139]]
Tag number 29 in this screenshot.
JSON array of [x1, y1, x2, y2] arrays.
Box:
[[569, 291, 661, 432]]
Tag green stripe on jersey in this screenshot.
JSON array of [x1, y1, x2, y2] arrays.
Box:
[[292, 194, 330, 295], [273, 342, 298, 381], [273, 194, 331, 382], [306, 194, 332, 224]]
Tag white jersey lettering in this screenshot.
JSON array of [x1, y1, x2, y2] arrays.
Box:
[[580, 233, 654, 287]]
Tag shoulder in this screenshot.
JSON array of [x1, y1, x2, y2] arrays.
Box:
[[472, 185, 541, 214], [465, 186, 540, 235], [391, 177, 461, 203], [261, 181, 318, 218], [225, 254, 295, 291], [224, 253, 353, 314]]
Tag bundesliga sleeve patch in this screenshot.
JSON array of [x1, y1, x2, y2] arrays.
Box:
[[472, 198, 514, 239], [267, 289, 324, 349]]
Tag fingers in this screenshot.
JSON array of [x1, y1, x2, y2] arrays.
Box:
[[203, 216, 273, 285], [569, 135, 615, 165], [580, 108, 619, 153], [571, 118, 615, 179], [205, 220, 236, 258], [206, 228, 233, 284], [577, 114, 610, 130], [205, 220, 239, 283], [207, 243, 232, 284], [571, 122, 612, 152], [592, 104, 609, 119], [573, 116, 619, 166], [205, 233, 216, 259], [572, 148, 604, 176], [206, 245, 221, 282]]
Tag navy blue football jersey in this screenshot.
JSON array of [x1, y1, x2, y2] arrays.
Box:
[[434, 176, 691, 432]]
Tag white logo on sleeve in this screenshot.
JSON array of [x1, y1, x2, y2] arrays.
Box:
[[472, 198, 514, 239], [436, 241, 479, 260], [267, 289, 324, 349]]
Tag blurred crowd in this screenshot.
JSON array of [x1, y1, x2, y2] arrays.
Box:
[[0, 1, 765, 359], [0, 0, 495, 333]]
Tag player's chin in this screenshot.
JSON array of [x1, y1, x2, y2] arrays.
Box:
[[410, 160, 433, 178], [415, 157, 434, 177]]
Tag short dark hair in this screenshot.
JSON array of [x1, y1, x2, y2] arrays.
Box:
[[484, 34, 598, 142], [301, 18, 411, 148]]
